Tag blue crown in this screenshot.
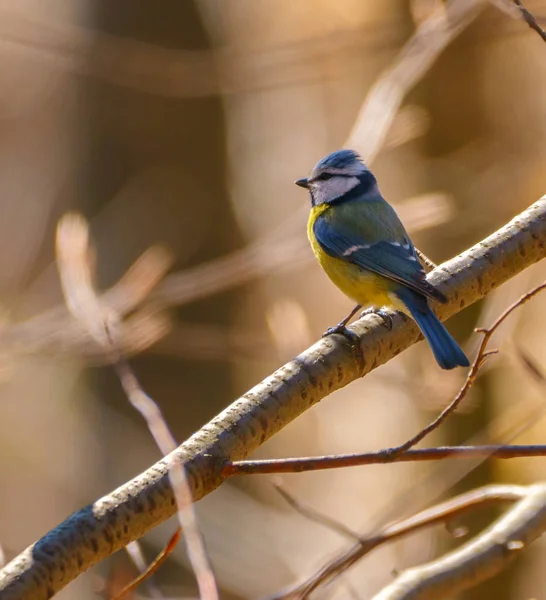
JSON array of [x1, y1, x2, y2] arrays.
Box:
[[315, 149, 362, 171]]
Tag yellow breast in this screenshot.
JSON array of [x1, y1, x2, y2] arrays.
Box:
[[307, 205, 394, 309]]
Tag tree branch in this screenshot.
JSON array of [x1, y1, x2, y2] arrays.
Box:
[[372, 483, 546, 599], [270, 484, 531, 600], [1, 196, 546, 599], [223, 279, 546, 476], [514, 0, 546, 42], [225, 444, 546, 475]]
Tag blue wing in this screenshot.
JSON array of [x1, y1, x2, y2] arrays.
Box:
[[313, 211, 446, 304]]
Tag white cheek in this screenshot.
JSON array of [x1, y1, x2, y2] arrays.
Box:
[[313, 176, 360, 204]]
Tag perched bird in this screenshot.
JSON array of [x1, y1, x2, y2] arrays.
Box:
[[295, 149, 468, 370]]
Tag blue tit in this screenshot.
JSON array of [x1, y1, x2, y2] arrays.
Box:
[[295, 149, 469, 370]]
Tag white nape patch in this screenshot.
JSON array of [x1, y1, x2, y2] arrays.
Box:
[[343, 243, 370, 256], [311, 175, 360, 205]]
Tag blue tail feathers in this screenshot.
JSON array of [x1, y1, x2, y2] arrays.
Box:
[[395, 288, 469, 370]]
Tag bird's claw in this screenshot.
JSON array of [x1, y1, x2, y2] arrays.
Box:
[[322, 324, 360, 344], [359, 307, 393, 331]]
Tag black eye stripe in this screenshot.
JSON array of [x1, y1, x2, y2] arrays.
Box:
[[312, 172, 335, 182]]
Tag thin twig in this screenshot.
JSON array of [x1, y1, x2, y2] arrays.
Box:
[[124, 541, 164, 599], [386, 280, 546, 456], [514, 0, 546, 42], [269, 485, 530, 600], [225, 444, 546, 476], [112, 529, 182, 600], [267, 397, 546, 600], [371, 484, 546, 599], [55, 213, 218, 600], [273, 482, 362, 541]]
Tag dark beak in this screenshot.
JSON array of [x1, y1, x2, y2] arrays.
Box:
[[295, 178, 309, 189]]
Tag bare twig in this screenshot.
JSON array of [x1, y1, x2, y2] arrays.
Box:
[[514, 0, 546, 42], [112, 529, 181, 600], [387, 280, 546, 455], [269, 485, 532, 600], [55, 213, 218, 600], [265, 396, 546, 600], [371, 484, 546, 599], [225, 444, 546, 475], [1, 197, 546, 600], [4, 240, 173, 360], [273, 483, 361, 541], [124, 541, 163, 599], [347, 0, 486, 162]]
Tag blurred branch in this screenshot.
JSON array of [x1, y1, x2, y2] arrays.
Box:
[[1, 197, 546, 599], [347, 0, 486, 162], [0, 243, 174, 359], [113, 529, 181, 600], [0, 201, 447, 362], [265, 0, 484, 304], [514, 0, 546, 42], [55, 214, 218, 600], [270, 484, 532, 600], [123, 541, 163, 599], [273, 482, 362, 541], [0, 0, 481, 362], [0, 234, 310, 360], [0, 4, 486, 100], [372, 483, 546, 600]]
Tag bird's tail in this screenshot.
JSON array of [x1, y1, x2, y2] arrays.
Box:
[[395, 288, 469, 370]]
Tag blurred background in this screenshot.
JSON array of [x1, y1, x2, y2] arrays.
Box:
[[1, 0, 546, 598]]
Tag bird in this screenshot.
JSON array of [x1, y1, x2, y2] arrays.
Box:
[[295, 149, 469, 370]]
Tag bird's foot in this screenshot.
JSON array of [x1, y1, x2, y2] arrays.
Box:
[[359, 307, 393, 331], [322, 323, 360, 344]]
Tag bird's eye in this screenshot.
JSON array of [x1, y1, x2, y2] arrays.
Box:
[[316, 172, 334, 181]]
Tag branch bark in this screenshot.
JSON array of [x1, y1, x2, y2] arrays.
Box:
[[1, 196, 546, 599]]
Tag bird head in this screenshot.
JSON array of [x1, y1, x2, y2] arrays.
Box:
[[295, 149, 376, 206]]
